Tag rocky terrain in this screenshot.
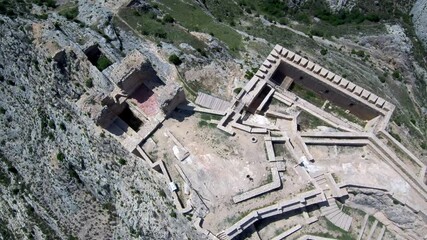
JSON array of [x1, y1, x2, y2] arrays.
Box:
[[0, 0, 426, 239], [412, 0, 427, 49]]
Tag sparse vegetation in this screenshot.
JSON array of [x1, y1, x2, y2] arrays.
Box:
[[289, 83, 323, 107], [0, 166, 11, 186], [59, 122, 66, 131], [116, 7, 207, 50], [155, 0, 242, 55], [59, 6, 79, 20], [233, 87, 242, 94], [351, 49, 365, 58], [392, 70, 402, 81], [85, 78, 94, 88], [48, 120, 55, 129], [158, 189, 166, 198], [33, 0, 57, 8], [118, 158, 127, 165], [298, 111, 330, 131], [56, 151, 65, 161], [325, 218, 355, 239], [163, 14, 174, 23], [198, 120, 208, 128], [95, 55, 112, 71], [390, 131, 402, 143], [168, 54, 182, 66], [320, 48, 328, 55]]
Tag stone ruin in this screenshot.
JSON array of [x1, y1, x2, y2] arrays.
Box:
[[80, 42, 427, 240], [91, 50, 185, 151]]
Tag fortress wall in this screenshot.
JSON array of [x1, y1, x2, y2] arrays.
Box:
[[264, 45, 395, 121], [274, 60, 380, 120]]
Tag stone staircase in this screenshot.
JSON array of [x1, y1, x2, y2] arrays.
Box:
[[321, 200, 353, 231], [357, 214, 386, 240], [313, 173, 333, 198], [216, 231, 230, 240], [312, 172, 353, 232]]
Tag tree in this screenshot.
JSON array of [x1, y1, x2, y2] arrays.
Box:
[[168, 54, 182, 65], [163, 14, 175, 23], [320, 49, 328, 55]]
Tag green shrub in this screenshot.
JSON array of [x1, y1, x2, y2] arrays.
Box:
[[392, 70, 401, 80], [309, 28, 324, 37], [59, 122, 66, 131], [351, 49, 365, 58], [168, 54, 182, 65], [37, 14, 49, 20], [59, 6, 79, 20], [6, 80, 15, 86], [163, 14, 175, 23], [154, 31, 167, 38], [68, 235, 78, 240], [158, 189, 166, 198], [244, 70, 254, 79], [366, 13, 380, 22], [196, 48, 207, 57], [169, 211, 177, 218], [320, 48, 328, 55], [85, 78, 93, 88], [33, 0, 57, 8], [56, 151, 65, 161], [295, 12, 310, 24], [390, 131, 402, 142], [198, 120, 208, 127], [118, 158, 127, 165], [48, 120, 55, 129], [96, 55, 112, 71]]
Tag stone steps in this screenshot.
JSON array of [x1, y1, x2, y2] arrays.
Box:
[[216, 231, 230, 240], [322, 200, 353, 232], [366, 220, 378, 240], [377, 226, 386, 240], [357, 214, 369, 240]]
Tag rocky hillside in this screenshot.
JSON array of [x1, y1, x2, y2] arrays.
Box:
[[412, 0, 427, 49], [0, 0, 426, 239], [0, 1, 204, 239]]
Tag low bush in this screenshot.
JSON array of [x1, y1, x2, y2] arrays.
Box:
[[168, 54, 182, 65], [163, 14, 174, 23], [320, 48, 327, 55], [95, 55, 111, 71], [59, 6, 79, 20], [85, 78, 93, 88], [57, 151, 65, 161], [118, 158, 127, 165]]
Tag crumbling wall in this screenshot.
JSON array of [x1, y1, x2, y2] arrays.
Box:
[[161, 87, 186, 116], [95, 96, 127, 128]]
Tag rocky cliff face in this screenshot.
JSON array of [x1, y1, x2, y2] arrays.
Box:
[[0, 8, 203, 240], [412, 0, 427, 48]]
